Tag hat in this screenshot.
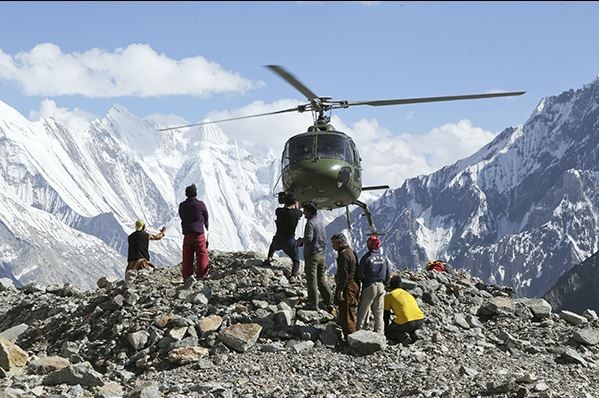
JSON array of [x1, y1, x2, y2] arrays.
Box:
[[367, 235, 381, 250], [185, 184, 197, 198], [135, 219, 145, 231]]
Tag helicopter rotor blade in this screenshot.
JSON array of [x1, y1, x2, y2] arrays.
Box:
[[158, 107, 300, 131], [265, 65, 319, 102], [345, 91, 525, 107]]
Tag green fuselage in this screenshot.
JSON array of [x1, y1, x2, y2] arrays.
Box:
[[282, 158, 362, 209]]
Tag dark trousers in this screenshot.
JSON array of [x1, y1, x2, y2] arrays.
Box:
[[267, 236, 300, 276], [182, 233, 209, 279], [337, 280, 360, 338], [385, 319, 424, 342]]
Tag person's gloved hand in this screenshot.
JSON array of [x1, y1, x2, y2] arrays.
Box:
[[160, 227, 166, 234]]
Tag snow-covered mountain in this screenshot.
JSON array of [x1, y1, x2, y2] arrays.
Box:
[[330, 77, 599, 298], [0, 101, 280, 289]]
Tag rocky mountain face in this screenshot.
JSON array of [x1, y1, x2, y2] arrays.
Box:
[[0, 101, 280, 289], [1, 252, 598, 397], [544, 250, 599, 313], [331, 77, 599, 298]]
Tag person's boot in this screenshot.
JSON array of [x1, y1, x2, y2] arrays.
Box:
[[290, 260, 300, 280], [262, 258, 272, 267], [183, 275, 196, 289]]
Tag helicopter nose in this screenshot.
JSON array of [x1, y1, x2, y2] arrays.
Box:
[[336, 167, 352, 188]]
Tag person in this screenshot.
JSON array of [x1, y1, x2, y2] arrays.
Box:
[[425, 260, 447, 273], [356, 235, 390, 334], [126, 219, 166, 274], [178, 184, 209, 284], [384, 275, 425, 344], [297, 202, 332, 311], [331, 233, 360, 340], [263, 194, 303, 278]]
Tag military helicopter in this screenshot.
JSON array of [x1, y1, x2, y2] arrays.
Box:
[[160, 65, 524, 233]]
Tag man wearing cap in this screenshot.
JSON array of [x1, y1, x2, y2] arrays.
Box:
[[384, 275, 425, 344], [263, 194, 303, 279], [179, 184, 210, 283], [126, 219, 166, 274], [297, 202, 332, 311], [356, 235, 391, 334]]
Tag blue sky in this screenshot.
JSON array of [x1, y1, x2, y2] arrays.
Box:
[[1, 1, 599, 186]]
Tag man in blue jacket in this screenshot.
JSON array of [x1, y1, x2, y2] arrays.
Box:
[[356, 235, 391, 334], [178, 184, 209, 283]]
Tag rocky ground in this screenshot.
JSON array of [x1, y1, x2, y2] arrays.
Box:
[[1, 251, 598, 397]]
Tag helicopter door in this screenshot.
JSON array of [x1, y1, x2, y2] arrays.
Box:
[[349, 140, 359, 165]]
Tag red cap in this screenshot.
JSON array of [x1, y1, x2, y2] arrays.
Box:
[[367, 236, 380, 250]]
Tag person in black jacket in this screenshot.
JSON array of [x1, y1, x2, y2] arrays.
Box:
[[264, 194, 303, 278], [126, 219, 166, 274]]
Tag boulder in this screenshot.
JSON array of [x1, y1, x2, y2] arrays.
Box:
[[573, 329, 599, 346], [522, 298, 552, 319], [43, 361, 104, 387], [219, 323, 262, 352], [0, 323, 28, 342], [560, 310, 588, 326], [198, 315, 223, 336], [168, 346, 210, 365], [347, 330, 387, 355], [28, 356, 70, 375], [0, 336, 29, 372]]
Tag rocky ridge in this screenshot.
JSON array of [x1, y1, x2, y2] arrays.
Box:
[[0, 252, 598, 397]]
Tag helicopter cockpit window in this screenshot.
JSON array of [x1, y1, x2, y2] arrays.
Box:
[[286, 135, 314, 165], [316, 135, 352, 163]]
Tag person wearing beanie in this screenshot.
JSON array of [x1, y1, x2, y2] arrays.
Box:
[[178, 183, 210, 284], [263, 194, 303, 279], [126, 219, 166, 274], [356, 235, 391, 334]]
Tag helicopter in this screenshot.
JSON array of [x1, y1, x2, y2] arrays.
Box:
[[160, 65, 524, 233]]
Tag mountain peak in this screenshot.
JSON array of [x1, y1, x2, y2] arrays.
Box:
[[106, 104, 139, 123], [187, 122, 229, 144]]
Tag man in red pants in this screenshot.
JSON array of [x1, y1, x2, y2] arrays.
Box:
[[178, 184, 209, 285]]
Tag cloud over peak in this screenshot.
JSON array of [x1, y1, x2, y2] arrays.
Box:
[[0, 43, 260, 98]]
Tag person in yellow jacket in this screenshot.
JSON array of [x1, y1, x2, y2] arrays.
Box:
[[383, 275, 425, 344]]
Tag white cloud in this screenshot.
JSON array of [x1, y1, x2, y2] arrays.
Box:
[[29, 99, 97, 133], [334, 117, 496, 188], [0, 43, 260, 97], [206, 99, 314, 153]]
